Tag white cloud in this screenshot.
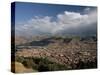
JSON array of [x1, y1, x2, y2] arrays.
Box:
[[15, 8, 97, 37], [84, 8, 91, 13]]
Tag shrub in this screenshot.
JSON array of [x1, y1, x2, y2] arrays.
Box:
[[15, 56, 69, 71], [71, 58, 97, 69], [15, 56, 25, 63], [15, 56, 97, 71]]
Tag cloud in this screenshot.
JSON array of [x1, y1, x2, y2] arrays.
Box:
[[15, 8, 97, 37]]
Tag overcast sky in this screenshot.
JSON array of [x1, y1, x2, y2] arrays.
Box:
[[14, 2, 97, 37]]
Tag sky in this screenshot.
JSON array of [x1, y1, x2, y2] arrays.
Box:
[[13, 2, 97, 37]]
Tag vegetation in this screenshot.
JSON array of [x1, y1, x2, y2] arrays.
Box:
[[15, 56, 70, 72], [78, 58, 97, 69], [15, 56, 97, 72]]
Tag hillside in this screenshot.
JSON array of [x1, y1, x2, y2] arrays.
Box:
[[12, 36, 97, 72]]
